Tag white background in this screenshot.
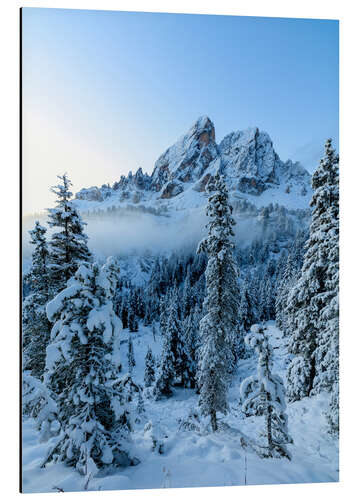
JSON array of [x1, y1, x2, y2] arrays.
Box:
[[1, 0, 355, 499]]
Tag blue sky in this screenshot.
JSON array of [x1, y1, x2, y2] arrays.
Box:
[[22, 8, 339, 214]]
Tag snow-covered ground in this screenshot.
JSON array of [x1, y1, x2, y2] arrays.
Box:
[[22, 322, 338, 493], [72, 179, 310, 217]]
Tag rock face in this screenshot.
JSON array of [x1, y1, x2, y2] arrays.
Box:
[[219, 127, 310, 196], [219, 128, 279, 194], [75, 116, 311, 209], [76, 186, 106, 202], [152, 116, 219, 198]]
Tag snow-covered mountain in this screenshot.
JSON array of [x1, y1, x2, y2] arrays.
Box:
[[74, 116, 312, 214], [23, 118, 313, 267]]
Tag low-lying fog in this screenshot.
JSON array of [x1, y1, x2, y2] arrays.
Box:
[[22, 208, 262, 266]]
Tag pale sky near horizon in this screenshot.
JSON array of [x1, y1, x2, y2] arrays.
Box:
[[22, 8, 339, 215]]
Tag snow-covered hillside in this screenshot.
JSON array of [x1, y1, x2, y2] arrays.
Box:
[[22, 322, 338, 493]]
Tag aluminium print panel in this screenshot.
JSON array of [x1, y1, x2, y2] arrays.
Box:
[[20, 7, 339, 493]]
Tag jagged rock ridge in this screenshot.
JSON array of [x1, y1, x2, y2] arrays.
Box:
[[75, 116, 311, 210]]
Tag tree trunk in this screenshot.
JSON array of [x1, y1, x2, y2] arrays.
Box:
[[308, 355, 316, 396], [267, 408, 272, 454], [211, 410, 217, 432], [265, 391, 273, 455]]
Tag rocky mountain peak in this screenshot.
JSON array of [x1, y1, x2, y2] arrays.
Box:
[[219, 127, 280, 195], [150, 116, 219, 198], [191, 115, 216, 145], [74, 116, 312, 210]]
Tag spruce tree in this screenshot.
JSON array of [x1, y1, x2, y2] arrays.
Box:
[[196, 173, 240, 431], [237, 278, 255, 335], [127, 336, 136, 375], [120, 302, 128, 330], [135, 389, 146, 422], [326, 382, 339, 435], [143, 307, 150, 327], [182, 310, 197, 367], [182, 305, 201, 385], [171, 287, 194, 387], [153, 323, 175, 399], [144, 347, 155, 387], [286, 140, 339, 405], [22, 371, 60, 443], [263, 275, 275, 321], [22, 222, 52, 378], [43, 259, 129, 474], [275, 254, 298, 335], [128, 304, 138, 333], [241, 325, 292, 459], [182, 268, 193, 317], [103, 256, 122, 372], [313, 139, 339, 432], [154, 291, 193, 398], [159, 296, 167, 335], [47, 174, 92, 295]]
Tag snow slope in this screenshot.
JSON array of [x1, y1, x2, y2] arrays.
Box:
[[22, 322, 338, 493]]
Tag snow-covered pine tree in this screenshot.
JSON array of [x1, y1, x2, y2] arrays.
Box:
[[101, 255, 121, 299], [128, 305, 138, 333], [22, 371, 60, 443], [144, 347, 155, 387], [250, 273, 263, 323], [47, 174, 92, 295], [120, 301, 128, 330], [196, 173, 240, 431], [263, 275, 275, 321], [22, 221, 52, 379], [312, 139, 339, 432], [290, 229, 308, 271], [182, 302, 203, 383], [182, 308, 199, 371], [135, 289, 145, 320], [143, 306, 151, 327], [286, 139, 339, 405], [326, 381, 339, 435], [43, 259, 129, 474], [172, 286, 195, 387], [237, 278, 255, 335], [127, 336, 136, 375], [241, 325, 292, 459], [159, 296, 168, 335], [275, 254, 298, 335], [182, 268, 193, 317], [153, 328, 175, 397], [102, 257, 122, 373], [258, 273, 274, 323], [135, 389, 146, 422], [275, 250, 288, 285], [154, 290, 194, 398]]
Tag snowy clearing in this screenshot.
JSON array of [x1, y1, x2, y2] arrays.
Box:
[[22, 322, 338, 493]]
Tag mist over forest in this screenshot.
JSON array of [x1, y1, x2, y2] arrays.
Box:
[[22, 206, 271, 264]]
